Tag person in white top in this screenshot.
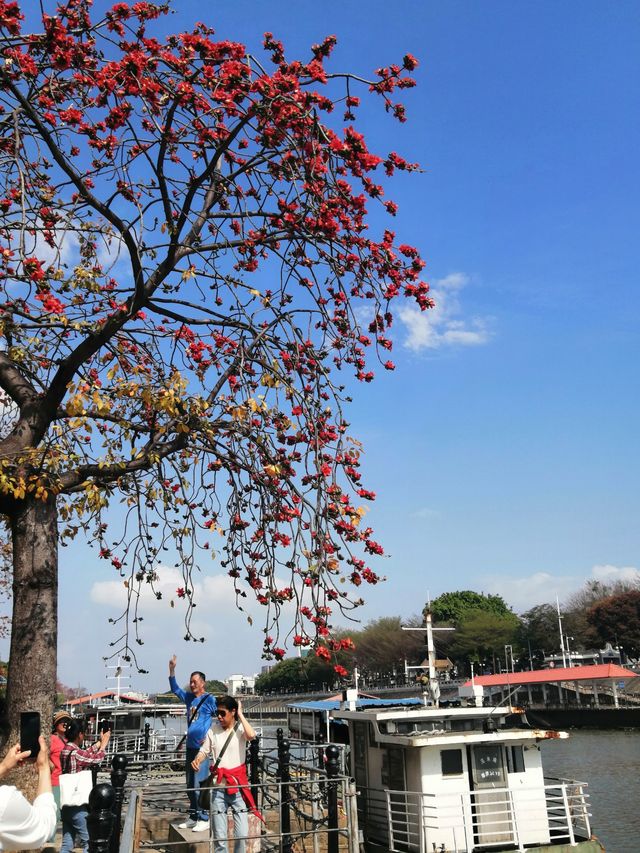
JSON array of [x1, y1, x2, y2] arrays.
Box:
[[192, 697, 257, 852], [0, 736, 56, 851]]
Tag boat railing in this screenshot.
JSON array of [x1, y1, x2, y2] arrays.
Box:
[[357, 779, 591, 852], [103, 732, 184, 761]]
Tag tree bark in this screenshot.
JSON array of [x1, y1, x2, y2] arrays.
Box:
[[6, 495, 58, 742]]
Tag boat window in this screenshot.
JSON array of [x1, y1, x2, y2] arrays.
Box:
[[441, 748, 463, 776], [381, 748, 406, 789], [449, 718, 480, 732], [505, 745, 525, 774]]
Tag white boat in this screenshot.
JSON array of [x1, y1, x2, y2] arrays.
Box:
[[62, 692, 187, 758], [332, 695, 602, 852], [287, 611, 604, 852]]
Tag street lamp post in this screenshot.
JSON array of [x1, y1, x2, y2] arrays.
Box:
[[564, 635, 574, 666], [504, 645, 515, 674]]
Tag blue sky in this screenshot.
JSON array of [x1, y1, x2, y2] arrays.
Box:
[[5, 0, 639, 692]]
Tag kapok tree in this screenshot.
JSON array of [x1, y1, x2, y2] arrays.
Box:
[[0, 0, 432, 731]]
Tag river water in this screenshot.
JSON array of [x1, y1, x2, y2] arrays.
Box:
[[540, 730, 640, 852]]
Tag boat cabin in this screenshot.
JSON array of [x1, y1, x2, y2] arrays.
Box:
[[287, 696, 422, 743], [333, 701, 593, 852]]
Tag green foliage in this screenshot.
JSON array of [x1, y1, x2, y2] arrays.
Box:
[[587, 590, 640, 657], [517, 603, 559, 656], [204, 679, 227, 695], [255, 656, 337, 693], [429, 590, 513, 626], [154, 691, 183, 704], [448, 610, 520, 665]]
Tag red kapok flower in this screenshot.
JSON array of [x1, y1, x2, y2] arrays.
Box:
[[315, 645, 331, 662]]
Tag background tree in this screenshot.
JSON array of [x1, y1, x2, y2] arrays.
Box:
[[204, 679, 228, 695], [447, 610, 520, 673], [0, 1, 430, 734], [428, 590, 513, 626], [254, 652, 347, 693], [562, 578, 638, 650], [351, 615, 424, 676], [517, 603, 559, 666], [587, 590, 640, 658]]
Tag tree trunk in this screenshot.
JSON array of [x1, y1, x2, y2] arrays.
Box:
[[6, 494, 58, 742]]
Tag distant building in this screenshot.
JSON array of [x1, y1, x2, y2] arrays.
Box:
[[226, 673, 257, 695]]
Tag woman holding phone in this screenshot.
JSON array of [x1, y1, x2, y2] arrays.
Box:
[[59, 720, 110, 853], [0, 736, 56, 850]]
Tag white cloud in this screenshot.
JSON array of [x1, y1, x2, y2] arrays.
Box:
[[398, 272, 492, 352], [89, 563, 302, 679], [590, 564, 640, 585], [92, 565, 231, 609], [482, 564, 640, 614], [482, 571, 576, 613], [25, 222, 80, 269]]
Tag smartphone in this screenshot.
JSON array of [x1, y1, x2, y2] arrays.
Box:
[[99, 720, 112, 734], [20, 711, 41, 759]]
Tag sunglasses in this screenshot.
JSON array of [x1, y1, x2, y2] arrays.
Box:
[[216, 710, 229, 717]]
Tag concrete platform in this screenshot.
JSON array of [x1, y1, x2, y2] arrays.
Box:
[[167, 816, 262, 852]]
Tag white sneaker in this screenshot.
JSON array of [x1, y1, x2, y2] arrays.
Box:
[[178, 819, 197, 829], [191, 821, 209, 833]]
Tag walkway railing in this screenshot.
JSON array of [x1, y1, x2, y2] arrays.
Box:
[[366, 779, 591, 852], [89, 734, 353, 853]]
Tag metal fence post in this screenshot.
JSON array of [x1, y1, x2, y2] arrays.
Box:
[[278, 736, 291, 853], [326, 744, 340, 853], [249, 735, 261, 805], [87, 783, 116, 853], [317, 746, 326, 794], [110, 754, 128, 853], [142, 722, 151, 769]]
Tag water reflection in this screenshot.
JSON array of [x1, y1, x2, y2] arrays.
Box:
[[541, 730, 640, 853]]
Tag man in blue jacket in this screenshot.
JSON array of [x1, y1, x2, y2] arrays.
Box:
[[169, 654, 217, 832]]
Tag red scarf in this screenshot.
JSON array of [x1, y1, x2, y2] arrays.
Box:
[[212, 763, 265, 823]]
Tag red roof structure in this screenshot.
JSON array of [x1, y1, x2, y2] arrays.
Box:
[[462, 663, 637, 688], [64, 690, 148, 706]]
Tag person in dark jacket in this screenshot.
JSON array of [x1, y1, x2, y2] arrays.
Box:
[[169, 654, 217, 832]]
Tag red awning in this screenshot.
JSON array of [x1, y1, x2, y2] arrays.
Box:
[[463, 663, 637, 688], [65, 690, 148, 706]]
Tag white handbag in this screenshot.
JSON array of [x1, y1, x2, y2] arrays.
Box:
[[59, 769, 93, 807]]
